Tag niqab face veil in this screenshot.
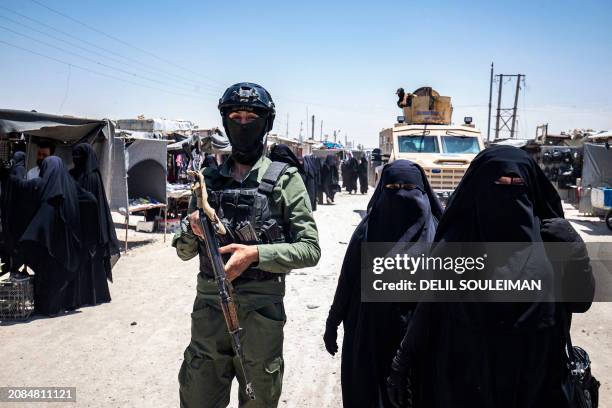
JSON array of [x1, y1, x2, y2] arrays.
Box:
[[435, 145, 563, 243], [366, 160, 443, 243]]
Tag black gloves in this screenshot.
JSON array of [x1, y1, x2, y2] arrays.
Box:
[[541, 218, 582, 243], [386, 356, 413, 408], [323, 319, 339, 356]]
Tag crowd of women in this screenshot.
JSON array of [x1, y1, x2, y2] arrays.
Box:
[[324, 145, 596, 408], [0, 143, 120, 316], [267, 145, 369, 207]]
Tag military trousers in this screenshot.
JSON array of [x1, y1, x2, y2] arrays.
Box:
[[179, 274, 286, 408]]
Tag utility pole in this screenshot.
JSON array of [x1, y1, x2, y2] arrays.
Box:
[[305, 108, 309, 142], [510, 74, 522, 138], [495, 74, 503, 140], [487, 62, 494, 142], [333, 130, 337, 143], [299, 121, 303, 140], [494, 73, 525, 140], [320, 120, 323, 141], [311, 115, 315, 140]]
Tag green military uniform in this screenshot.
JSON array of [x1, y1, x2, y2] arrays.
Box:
[[173, 155, 320, 408]]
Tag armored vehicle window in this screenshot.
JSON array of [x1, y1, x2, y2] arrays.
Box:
[[441, 136, 481, 154], [398, 135, 439, 153]]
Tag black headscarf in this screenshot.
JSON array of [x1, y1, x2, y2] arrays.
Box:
[[20, 156, 82, 275], [269, 144, 305, 174], [70, 143, 120, 280], [326, 160, 442, 407]]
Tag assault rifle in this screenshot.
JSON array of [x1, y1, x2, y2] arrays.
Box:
[[187, 170, 256, 400]]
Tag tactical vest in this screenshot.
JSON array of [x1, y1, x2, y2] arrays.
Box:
[[198, 162, 291, 281]]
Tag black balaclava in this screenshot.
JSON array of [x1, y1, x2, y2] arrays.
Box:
[[223, 107, 269, 165]]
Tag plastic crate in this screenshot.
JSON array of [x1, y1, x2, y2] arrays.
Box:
[[0, 277, 34, 320]]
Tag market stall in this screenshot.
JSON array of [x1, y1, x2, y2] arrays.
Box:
[[111, 131, 169, 251]]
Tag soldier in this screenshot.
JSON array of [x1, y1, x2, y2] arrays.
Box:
[[173, 82, 320, 408]]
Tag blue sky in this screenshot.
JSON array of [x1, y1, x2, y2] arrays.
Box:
[[1, 0, 611, 146]]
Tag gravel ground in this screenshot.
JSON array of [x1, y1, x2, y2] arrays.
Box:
[[1, 193, 610, 407]]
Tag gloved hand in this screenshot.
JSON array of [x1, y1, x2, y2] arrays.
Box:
[[323, 320, 338, 356], [541, 218, 583, 243], [386, 361, 412, 408]]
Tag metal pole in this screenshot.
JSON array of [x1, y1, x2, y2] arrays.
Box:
[[311, 115, 315, 140], [495, 74, 503, 140], [320, 120, 323, 141], [510, 74, 522, 138], [487, 62, 494, 142], [305, 107, 308, 142]]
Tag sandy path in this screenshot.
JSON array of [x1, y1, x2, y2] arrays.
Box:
[[1, 194, 610, 407]]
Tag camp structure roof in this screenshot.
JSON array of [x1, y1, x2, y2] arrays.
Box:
[[0, 109, 111, 144]]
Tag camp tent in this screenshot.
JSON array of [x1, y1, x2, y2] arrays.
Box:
[[0, 109, 117, 203], [580, 143, 612, 214]]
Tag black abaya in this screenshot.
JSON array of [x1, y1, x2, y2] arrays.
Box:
[[18, 156, 83, 316], [345, 157, 359, 193], [70, 143, 119, 305], [358, 157, 368, 194], [393, 146, 595, 408], [326, 160, 443, 408], [303, 155, 320, 211], [1, 152, 31, 272], [321, 155, 340, 202]]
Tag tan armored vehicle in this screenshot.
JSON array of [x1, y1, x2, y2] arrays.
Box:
[[376, 87, 485, 200]]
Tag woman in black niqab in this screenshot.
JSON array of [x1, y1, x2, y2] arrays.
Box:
[[18, 156, 83, 315], [388, 146, 595, 408], [324, 160, 442, 407], [302, 155, 320, 211], [320, 154, 340, 203], [358, 156, 369, 194], [70, 143, 120, 305]]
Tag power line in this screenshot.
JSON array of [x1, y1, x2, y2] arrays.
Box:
[[58, 63, 71, 112], [0, 24, 220, 98], [0, 12, 223, 94], [0, 39, 211, 101], [0, 5, 225, 94], [28, 0, 226, 88]]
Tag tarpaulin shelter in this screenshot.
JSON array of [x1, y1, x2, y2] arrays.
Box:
[[0, 109, 117, 202], [113, 130, 169, 251], [580, 143, 612, 214]]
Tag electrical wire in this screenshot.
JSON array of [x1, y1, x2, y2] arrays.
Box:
[[0, 39, 211, 101], [0, 23, 219, 98], [58, 63, 71, 113], [28, 0, 226, 88], [0, 5, 225, 93]]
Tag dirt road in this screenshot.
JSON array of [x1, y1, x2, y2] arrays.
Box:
[[1, 192, 610, 407]]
